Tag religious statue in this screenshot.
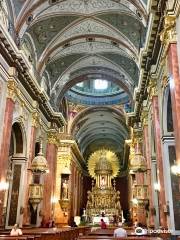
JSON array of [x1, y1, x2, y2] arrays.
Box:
[[62, 179, 69, 199], [100, 176, 106, 187]]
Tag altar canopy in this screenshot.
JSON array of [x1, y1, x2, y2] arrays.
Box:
[[86, 150, 121, 221]]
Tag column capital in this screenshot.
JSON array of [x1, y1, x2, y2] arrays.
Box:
[[141, 110, 148, 127], [160, 15, 177, 45], [47, 129, 58, 146], [7, 80, 18, 101], [148, 79, 158, 98], [31, 111, 40, 128]]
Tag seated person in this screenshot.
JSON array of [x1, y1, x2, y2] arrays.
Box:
[[114, 222, 127, 238], [100, 218, 107, 229], [10, 224, 22, 236]]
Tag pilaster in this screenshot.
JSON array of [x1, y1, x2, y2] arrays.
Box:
[[42, 129, 58, 221], [150, 80, 167, 228], [0, 68, 18, 226]]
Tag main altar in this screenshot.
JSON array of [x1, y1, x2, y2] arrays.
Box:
[[86, 150, 121, 223]]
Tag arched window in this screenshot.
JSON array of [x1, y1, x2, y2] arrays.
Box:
[[167, 91, 173, 132], [10, 122, 23, 154]]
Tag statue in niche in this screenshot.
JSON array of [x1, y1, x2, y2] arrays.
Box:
[[62, 179, 69, 199], [100, 176, 106, 187]]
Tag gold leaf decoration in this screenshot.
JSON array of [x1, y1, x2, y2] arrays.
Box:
[[88, 149, 120, 178]]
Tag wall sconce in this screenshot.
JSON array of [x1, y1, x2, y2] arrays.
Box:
[[0, 181, 9, 191], [51, 196, 58, 204], [171, 164, 180, 176], [154, 182, 160, 191], [132, 198, 138, 205]]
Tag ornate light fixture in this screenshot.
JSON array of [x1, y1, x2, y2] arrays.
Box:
[[154, 182, 160, 191], [171, 164, 180, 176], [29, 142, 49, 210], [30, 143, 49, 173], [129, 140, 147, 172], [132, 198, 138, 205]]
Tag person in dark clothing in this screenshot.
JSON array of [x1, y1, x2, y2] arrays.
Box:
[[71, 221, 77, 227]]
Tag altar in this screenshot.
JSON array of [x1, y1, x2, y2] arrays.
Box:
[[86, 150, 121, 222], [93, 216, 109, 225]]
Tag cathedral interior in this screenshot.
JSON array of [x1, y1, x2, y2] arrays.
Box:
[[0, 0, 180, 238]]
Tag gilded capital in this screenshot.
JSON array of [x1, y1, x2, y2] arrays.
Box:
[[141, 110, 148, 126], [32, 111, 40, 128], [160, 16, 176, 45], [47, 130, 58, 145], [148, 79, 158, 98], [7, 80, 18, 101], [161, 76, 169, 89]]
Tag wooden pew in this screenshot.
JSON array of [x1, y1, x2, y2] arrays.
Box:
[[0, 236, 28, 240], [76, 237, 162, 240]]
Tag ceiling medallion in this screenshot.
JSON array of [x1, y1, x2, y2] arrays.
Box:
[[88, 149, 119, 178]]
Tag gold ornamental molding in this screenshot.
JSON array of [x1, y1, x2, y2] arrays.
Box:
[[160, 15, 177, 64], [160, 16, 177, 45], [141, 110, 148, 127], [32, 111, 40, 128], [88, 149, 119, 178], [7, 80, 18, 101], [47, 129, 58, 146], [148, 79, 158, 99], [161, 76, 169, 89]]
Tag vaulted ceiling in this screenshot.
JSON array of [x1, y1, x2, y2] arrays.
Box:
[[7, 0, 148, 162]]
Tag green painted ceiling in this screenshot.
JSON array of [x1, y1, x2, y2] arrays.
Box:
[[96, 13, 146, 49], [100, 53, 139, 85], [46, 53, 85, 87], [28, 15, 79, 56], [71, 108, 129, 160]]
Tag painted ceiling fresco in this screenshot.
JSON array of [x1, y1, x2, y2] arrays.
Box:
[[7, 0, 148, 161]]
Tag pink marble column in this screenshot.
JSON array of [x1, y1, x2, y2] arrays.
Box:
[[0, 97, 15, 225], [23, 126, 36, 225], [69, 161, 75, 221], [77, 171, 81, 215], [42, 142, 57, 221], [168, 43, 180, 163], [143, 125, 155, 227], [152, 96, 167, 228]]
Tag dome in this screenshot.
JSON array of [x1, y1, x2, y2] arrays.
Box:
[[66, 79, 129, 106], [95, 153, 112, 175], [31, 145, 49, 173]]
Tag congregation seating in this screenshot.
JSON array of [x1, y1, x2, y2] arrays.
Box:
[[0, 227, 174, 240], [0, 226, 91, 240]]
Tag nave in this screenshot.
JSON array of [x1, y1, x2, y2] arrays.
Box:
[[0, 0, 180, 239]]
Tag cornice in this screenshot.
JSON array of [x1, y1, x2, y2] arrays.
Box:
[[59, 135, 87, 174], [0, 25, 66, 128], [131, 0, 166, 123]]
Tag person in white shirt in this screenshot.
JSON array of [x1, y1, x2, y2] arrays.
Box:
[[10, 224, 23, 236], [114, 222, 127, 238]]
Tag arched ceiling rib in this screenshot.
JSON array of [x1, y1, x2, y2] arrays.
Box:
[[16, 0, 147, 109], [70, 107, 129, 160], [15, 0, 147, 36], [9, 0, 148, 162]]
